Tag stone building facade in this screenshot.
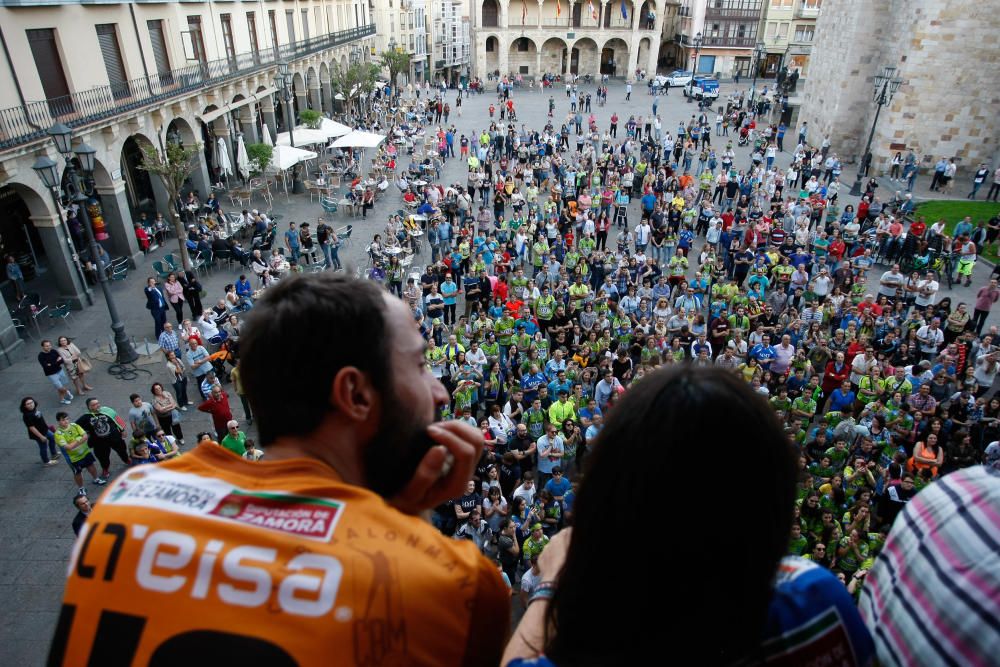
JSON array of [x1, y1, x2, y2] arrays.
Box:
[[798, 0, 1000, 176]]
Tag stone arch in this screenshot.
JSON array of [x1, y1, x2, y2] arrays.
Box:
[[638, 0, 655, 29], [120, 133, 162, 222], [600, 38, 629, 77], [571, 37, 599, 76], [482, 0, 500, 27], [319, 62, 332, 114], [0, 181, 53, 281], [637, 37, 652, 74], [509, 36, 538, 77], [166, 117, 198, 148], [306, 67, 321, 111], [540, 37, 568, 76], [485, 36, 500, 73], [605, 0, 635, 28], [657, 39, 680, 72]]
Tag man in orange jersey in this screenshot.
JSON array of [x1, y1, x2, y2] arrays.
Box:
[[52, 274, 509, 666]]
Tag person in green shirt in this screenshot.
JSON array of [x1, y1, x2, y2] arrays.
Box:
[[53, 411, 105, 494], [548, 391, 577, 430], [787, 523, 809, 556], [220, 420, 247, 457], [522, 523, 550, 563]]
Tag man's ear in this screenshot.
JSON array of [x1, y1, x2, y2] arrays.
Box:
[[330, 367, 377, 423]]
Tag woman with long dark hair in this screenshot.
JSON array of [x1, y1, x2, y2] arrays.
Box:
[[503, 366, 801, 665]]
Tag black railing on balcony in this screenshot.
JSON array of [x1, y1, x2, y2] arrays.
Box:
[[704, 7, 761, 19], [0, 23, 375, 151]]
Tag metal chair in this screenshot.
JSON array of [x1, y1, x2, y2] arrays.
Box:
[[190, 251, 208, 276], [47, 303, 73, 327], [321, 197, 339, 214], [152, 260, 173, 280], [214, 249, 234, 270], [163, 254, 183, 272]]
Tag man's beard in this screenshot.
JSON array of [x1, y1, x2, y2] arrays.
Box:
[[363, 388, 435, 499]]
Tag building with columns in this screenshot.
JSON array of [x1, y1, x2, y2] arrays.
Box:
[[0, 0, 375, 360], [472, 0, 669, 80], [798, 0, 999, 176], [676, 0, 764, 78]]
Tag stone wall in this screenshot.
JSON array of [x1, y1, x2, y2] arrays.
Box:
[[799, 0, 1000, 176]]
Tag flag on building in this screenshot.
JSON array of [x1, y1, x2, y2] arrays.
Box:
[[557, 0, 562, 17], [522, 0, 528, 22], [589, 0, 598, 20], [621, 0, 628, 20]]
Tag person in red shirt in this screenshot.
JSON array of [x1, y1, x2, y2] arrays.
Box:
[[721, 209, 735, 231], [908, 217, 927, 239], [197, 383, 232, 441], [828, 233, 846, 262]]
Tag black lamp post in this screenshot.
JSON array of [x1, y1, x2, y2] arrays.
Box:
[[33, 123, 138, 365], [274, 61, 305, 194], [750, 41, 765, 105], [849, 65, 903, 197], [687, 31, 702, 104], [31, 155, 93, 307]]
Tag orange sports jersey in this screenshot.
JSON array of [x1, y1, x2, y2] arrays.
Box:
[[53, 443, 509, 666]]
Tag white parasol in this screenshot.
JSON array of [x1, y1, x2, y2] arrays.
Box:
[[332, 130, 386, 149], [261, 124, 273, 147], [236, 135, 250, 181], [216, 137, 233, 178]]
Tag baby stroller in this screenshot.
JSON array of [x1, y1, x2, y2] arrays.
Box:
[[737, 126, 750, 147]]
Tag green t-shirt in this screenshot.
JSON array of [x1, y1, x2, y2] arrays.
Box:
[[55, 423, 91, 463], [495, 317, 516, 345], [221, 431, 247, 457]]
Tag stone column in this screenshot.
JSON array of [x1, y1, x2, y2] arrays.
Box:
[[31, 214, 89, 309], [627, 36, 640, 78], [537, 0, 544, 28], [320, 79, 332, 114], [500, 0, 509, 28], [565, 41, 574, 77], [308, 84, 322, 111], [500, 38, 510, 75], [94, 183, 142, 267], [536, 51, 542, 77], [0, 288, 23, 367], [238, 107, 259, 145]]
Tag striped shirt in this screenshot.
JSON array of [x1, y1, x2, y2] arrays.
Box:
[[859, 465, 1000, 666]]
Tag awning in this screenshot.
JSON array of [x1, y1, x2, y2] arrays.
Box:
[[252, 87, 277, 102], [197, 106, 229, 124]]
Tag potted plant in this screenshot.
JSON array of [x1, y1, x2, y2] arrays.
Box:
[[245, 143, 273, 177], [299, 109, 322, 129]]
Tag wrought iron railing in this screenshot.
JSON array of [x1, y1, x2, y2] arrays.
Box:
[[0, 23, 375, 150]]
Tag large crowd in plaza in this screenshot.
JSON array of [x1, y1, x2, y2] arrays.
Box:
[[32, 74, 1000, 665]]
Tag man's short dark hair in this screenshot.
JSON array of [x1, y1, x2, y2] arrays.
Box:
[[240, 274, 391, 445]]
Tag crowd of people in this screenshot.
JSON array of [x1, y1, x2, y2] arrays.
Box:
[[35, 75, 1000, 665]]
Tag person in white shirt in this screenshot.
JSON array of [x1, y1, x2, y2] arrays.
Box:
[[512, 474, 536, 507], [914, 272, 939, 308], [916, 318, 945, 360]]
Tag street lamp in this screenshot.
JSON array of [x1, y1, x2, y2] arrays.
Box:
[[849, 65, 903, 197], [33, 123, 137, 365], [273, 61, 305, 193], [31, 154, 93, 307], [687, 31, 703, 104], [750, 41, 765, 105]]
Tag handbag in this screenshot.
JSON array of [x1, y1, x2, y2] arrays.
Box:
[[76, 356, 93, 373]]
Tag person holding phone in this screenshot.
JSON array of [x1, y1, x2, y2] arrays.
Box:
[[55, 274, 508, 666]]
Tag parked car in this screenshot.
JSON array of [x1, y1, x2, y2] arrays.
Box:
[[657, 70, 693, 88], [683, 75, 720, 100]]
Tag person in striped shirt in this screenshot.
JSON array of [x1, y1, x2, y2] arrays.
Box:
[[859, 464, 1000, 665]]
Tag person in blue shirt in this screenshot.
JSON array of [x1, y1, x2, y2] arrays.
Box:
[[439, 273, 459, 325], [641, 192, 656, 217], [283, 222, 301, 262], [515, 314, 539, 337], [547, 372, 572, 398], [827, 380, 856, 412], [543, 467, 571, 502], [750, 334, 778, 369], [520, 365, 547, 402], [545, 353, 567, 380]]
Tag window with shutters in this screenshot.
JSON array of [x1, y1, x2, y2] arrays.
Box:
[[96, 24, 130, 100], [220, 14, 236, 64], [27, 28, 72, 114], [187, 16, 207, 63], [268, 10, 279, 53], [247, 12, 260, 63], [301, 8, 309, 41], [146, 20, 173, 86], [285, 10, 296, 44]]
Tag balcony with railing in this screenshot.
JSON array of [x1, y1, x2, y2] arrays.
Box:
[[704, 7, 761, 19], [795, 3, 820, 18], [0, 23, 375, 151]]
